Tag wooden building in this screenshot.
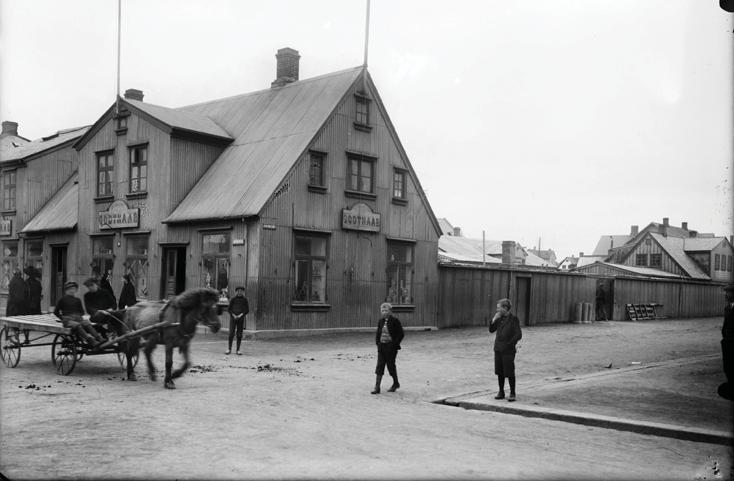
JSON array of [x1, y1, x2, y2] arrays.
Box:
[[33, 49, 440, 332], [0, 123, 88, 309]]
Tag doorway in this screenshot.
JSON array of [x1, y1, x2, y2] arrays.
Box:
[[50, 245, 67, 306], [515, 276, 531, 326], [595, 278, 614, 320], [161, 246, 186, 299]]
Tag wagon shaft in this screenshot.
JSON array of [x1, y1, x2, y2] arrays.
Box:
[[95, 320, 175, 350]]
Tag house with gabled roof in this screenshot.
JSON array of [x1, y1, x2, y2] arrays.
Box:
[[65, 48, 440, 332], [0, 122, 88, 306]]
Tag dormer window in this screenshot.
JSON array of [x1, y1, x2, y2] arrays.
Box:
[[115, 109, 130, 135], [354, 93, 372, 132]]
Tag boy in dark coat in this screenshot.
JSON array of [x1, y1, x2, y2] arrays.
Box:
[[24, 266, 42, 315], [371, 302, 404, 394], [489, 298, 523, 401], [226, 286, 249, 355], [54, 281, 104, 346]]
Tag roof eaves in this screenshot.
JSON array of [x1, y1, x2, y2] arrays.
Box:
[[73, 104, 116, 151]]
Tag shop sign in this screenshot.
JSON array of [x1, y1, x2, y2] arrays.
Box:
[[98, 200, 139, 230], [0, 219, 11, 236], [342, 203, 381, 232]]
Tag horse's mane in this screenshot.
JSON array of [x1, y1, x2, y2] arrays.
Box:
[[172, 288, 219, 310]]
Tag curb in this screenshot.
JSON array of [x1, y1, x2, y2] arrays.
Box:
[[436, 397, 733, 446]]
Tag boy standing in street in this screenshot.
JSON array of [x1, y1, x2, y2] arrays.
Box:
[[371, 302, 404, 394], [226, 286, 249, 355], [489, 298, 522, 401]]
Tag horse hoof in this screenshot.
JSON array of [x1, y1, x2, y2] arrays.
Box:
[[149, 374, 157, 382], [127, 374, 137, 381], [165, 381, 176, 389]]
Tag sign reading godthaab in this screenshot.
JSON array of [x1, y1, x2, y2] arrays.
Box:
[[98, 200, 140, 230], [341, 202, 381, 232]]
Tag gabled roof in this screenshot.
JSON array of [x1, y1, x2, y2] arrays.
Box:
[[0, 134, 30, 152], [683, 237, 726, 251], [523, 250, 549, 267], [438, 218, 454, 236], [645, 233, 709, 279], [21, 174, 78, 233], [438, 235, 502, 264], [1, 126, 89, 163], [124, 99, 233, 140], [592, 235, 632, 256], [574, 261, 682, 279], [577, 255, 606, 268]]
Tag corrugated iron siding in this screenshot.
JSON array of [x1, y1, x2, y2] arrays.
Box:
[[169, 138, 224, 212], [612, 278, 723, 319]]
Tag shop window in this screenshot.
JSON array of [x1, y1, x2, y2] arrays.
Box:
[[635, 254, 647, 266], [649, 253, 662, 268], [125, 235, 149, 299], [392, 169, 406, 200], [2, 171, 16, 211], [309, 151, 325, 188], [386, 242, 414, 305], [129, 145, 148, 193], [202, 232, 230, 294], [26, 239, 43, 272], [91, 236, 114, 279], [293, 233, 327, 303], [355, 93, 371, 126], [1, 241, 18, 290], [715, 254, 721, 271], [347, 154, 374, 194], [96, 151, 114, 197]]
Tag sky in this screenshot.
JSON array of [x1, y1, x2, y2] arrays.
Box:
[[1, 0, 732, 259]]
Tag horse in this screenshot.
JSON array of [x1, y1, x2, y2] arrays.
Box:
[[122, 288, 221, 389]]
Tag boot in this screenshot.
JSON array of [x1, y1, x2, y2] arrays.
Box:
[[388, 376, 400, 392], [371, 375, 382, 394]]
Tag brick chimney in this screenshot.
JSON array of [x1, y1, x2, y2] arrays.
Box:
[[579, 252, 584, 258], [271, 48, 300, 88], [124, 89, 144, 101], [681, 221, 688, 230], [452, 227, 462, 237], [630, 225, 639, 236], [1, 121, 19, 137], [662, 217, 669, 227], [501, 241, 516, 265]]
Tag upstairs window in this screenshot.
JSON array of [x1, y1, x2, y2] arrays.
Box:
[[392, 169, 406, 200], [347, 154, 374, 194], [293, 233, 328, 303], [309, 151, 325, 188], [729, 255, 733, 272], [2, 171, 16, 211], [96, 151, 114, 197], [355, 93, 370, 126], [129, 145, 148, 193], [635, 254, 647, 266], [715, 254, 721, 271], [649, 253, 662, 268]]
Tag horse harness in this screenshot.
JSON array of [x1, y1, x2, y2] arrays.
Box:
[[156, 300, 194, 341]]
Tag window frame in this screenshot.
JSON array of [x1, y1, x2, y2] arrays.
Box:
[[392, 168, 408, 205], [291, 231, 330, 307], [649, 253, 662, 268], [124, 234, 150, 300], [91, 235, 114, 279], [345, 153, 376, 197], [2, 170, 16, 212], [128, 143, 148, 194], [96, 150, 115, 198], [715, 254, 721, 271], [354, 92, 371, 130], [201, 231, 231, 295], [1, 240, 19, 291], [308, 150, 327, 192], [635, 253, 648, 266], [729, 255, 733, 272], [385, 240, 415, 307], [25, 238, 44, 272]]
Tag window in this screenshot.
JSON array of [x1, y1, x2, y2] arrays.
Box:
[[129, 145, 147, 193], [293, 233, 327, 303], [392, 169, 406, 199], [635, 254, 647, 266], [355, 94, 370, 125], [645, 238, 652, 246], [125, 235, 149, 299], [347, 154, 374, 193], [96, 151, 114, 197], [1, 241, 18, 290], [649, 253, 662, 268], [715, 254, 721, 271], [386, 242, 414, 305], [91, 236, 114, 279], [2, 171, 16, 211], [26, 239, 43, 272], [202, 232, 230, 294], [309, 151, 325, 187], [116, 115, 127, 130], [729, 255, 733, 272]]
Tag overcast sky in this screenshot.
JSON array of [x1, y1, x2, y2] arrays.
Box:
[[1, 0, 732, 259]]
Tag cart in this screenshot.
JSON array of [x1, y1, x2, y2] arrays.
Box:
[[0, 313, 141, 375]]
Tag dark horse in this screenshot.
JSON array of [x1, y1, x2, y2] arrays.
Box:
[[123, 288, 221, 389]]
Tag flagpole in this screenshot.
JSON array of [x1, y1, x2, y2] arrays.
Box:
[[362, 0, 370, 92], [116, 0, 122, 114]]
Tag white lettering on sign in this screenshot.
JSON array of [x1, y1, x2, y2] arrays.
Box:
[[98, 200, 140, 230], [0, 219, 11, 236], [341, 203, 381, 233]]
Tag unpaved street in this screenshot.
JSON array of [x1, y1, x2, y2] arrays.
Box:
[[1, 318, 731, 480]]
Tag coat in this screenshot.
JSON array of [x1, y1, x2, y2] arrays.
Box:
[[118, 282, 137, 309], [375, 315, 404, 349], [6, 274, 28, 316], [489, 313, 523, 353], [26, 277, 42, 315]]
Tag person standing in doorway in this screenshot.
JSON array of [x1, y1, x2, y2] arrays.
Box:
[[371, 302, 404, 394], [489, 298, 522, 401], [118, 274, 137, 309], [595, 283, 608, 321], [100, 271, 117, 307], [719, 284, 734, 400], [226, 286, 249, 355], [25, 266, 42, 314], [6, 269, 27, 317]]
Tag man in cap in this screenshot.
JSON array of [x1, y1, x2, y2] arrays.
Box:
[[226, 286, 249, 355], [53, 281, 104, 347], [719, 284, 734, 400], [6, 268, 27, 317]]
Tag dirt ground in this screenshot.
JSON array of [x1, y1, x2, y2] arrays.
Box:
[[1, 317, 731, 480]]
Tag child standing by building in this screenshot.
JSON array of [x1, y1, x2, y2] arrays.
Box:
[[226, 286, 249, 355]]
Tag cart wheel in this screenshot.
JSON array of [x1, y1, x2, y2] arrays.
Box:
[[109, 333, 139, 370], [0, 327, 21, 368], [51, 334, 80, 375]]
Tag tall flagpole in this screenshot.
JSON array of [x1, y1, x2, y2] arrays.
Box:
[[362, 0, 370, 92], [116, 0, 122, 115]]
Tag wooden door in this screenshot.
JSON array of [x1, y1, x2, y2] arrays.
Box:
[[515, 277, 531, 326], [161, 246, 186, 299], [50, 245, 67, 306]]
